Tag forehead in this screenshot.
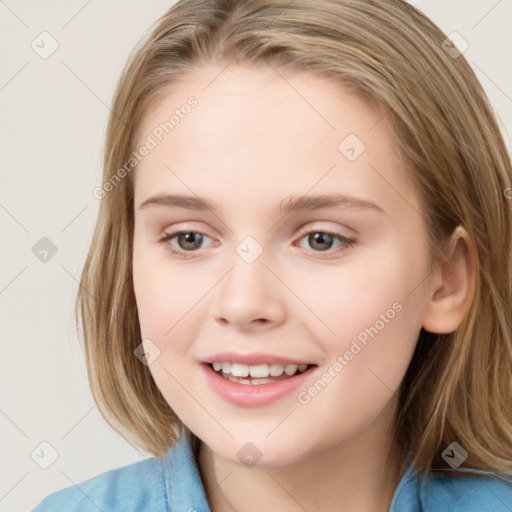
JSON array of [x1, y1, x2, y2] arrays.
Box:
[[132, 67, 420, 218], [135, 66, 381, 150]]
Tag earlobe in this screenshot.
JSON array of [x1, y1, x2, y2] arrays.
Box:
[[421, 226, 476, 334]]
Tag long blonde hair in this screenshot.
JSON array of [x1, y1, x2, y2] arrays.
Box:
[[76, 0, 512, 480]]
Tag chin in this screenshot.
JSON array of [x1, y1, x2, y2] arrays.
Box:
[[204, 435, 309, 468]]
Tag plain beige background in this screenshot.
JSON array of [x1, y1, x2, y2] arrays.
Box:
[[1, 1, 511, 511]]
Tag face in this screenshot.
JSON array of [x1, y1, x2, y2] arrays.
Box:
[[132, 66, 433, 466]]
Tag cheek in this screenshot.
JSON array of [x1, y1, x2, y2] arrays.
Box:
[[339, 255, 424, 389], [292, 239, 424, 385], [133, 243, 197, 350], [293, 240, 422, 338], [297, 279, 419, 437], [132, 247, 202, 410]]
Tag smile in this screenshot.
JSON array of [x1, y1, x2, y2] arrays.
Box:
[[201, 362, 318, 407]]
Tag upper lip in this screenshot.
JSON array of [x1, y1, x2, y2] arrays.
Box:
[[200, 352, 316, 366]]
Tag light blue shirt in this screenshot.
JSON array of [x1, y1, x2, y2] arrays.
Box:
[[32, 428, 512, 511]]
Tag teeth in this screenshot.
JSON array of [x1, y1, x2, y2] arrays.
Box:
[[210, 361, 310, 377], [230, 363, 250, 377], [284, 364, 298, 376], [269, 364, 284, 377]]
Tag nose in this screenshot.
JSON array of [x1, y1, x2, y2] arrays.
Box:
[[213, 250, 286, 331]]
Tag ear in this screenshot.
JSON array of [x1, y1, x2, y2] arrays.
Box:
[[421, 226, 476, 334]]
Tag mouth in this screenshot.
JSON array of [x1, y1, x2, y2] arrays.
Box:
[[200, 361, 319, 407]]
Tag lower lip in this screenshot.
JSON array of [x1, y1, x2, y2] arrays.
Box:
[[200, 363, 317, 408]]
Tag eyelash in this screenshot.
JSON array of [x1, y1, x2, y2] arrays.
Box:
[[157, 228, 356, 260]]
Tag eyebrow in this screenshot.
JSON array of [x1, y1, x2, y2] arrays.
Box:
[[138, 193, 384, 215]]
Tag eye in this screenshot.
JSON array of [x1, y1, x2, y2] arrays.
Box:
[[158, 228, 356, 259], [158, 230, 215, 258], [295, 229, 356, 257]]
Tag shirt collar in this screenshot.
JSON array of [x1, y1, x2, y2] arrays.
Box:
[[389, 450, 424, 511], [164, 427, 212, 512]]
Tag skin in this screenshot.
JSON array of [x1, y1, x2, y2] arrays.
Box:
[[132, 65, 475, 512]]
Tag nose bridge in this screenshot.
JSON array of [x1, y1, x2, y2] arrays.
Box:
[[213, 235, 284, 327]]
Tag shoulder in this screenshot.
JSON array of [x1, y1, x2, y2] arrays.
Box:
[[391, 456, 512, 512], [421, 470, 512, 511], [31, 455, 167, 512]]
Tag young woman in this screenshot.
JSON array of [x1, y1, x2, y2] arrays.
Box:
[[33, 0, 512, 510]]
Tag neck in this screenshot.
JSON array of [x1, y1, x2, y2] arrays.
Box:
[[197, 405, 404, 512]]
